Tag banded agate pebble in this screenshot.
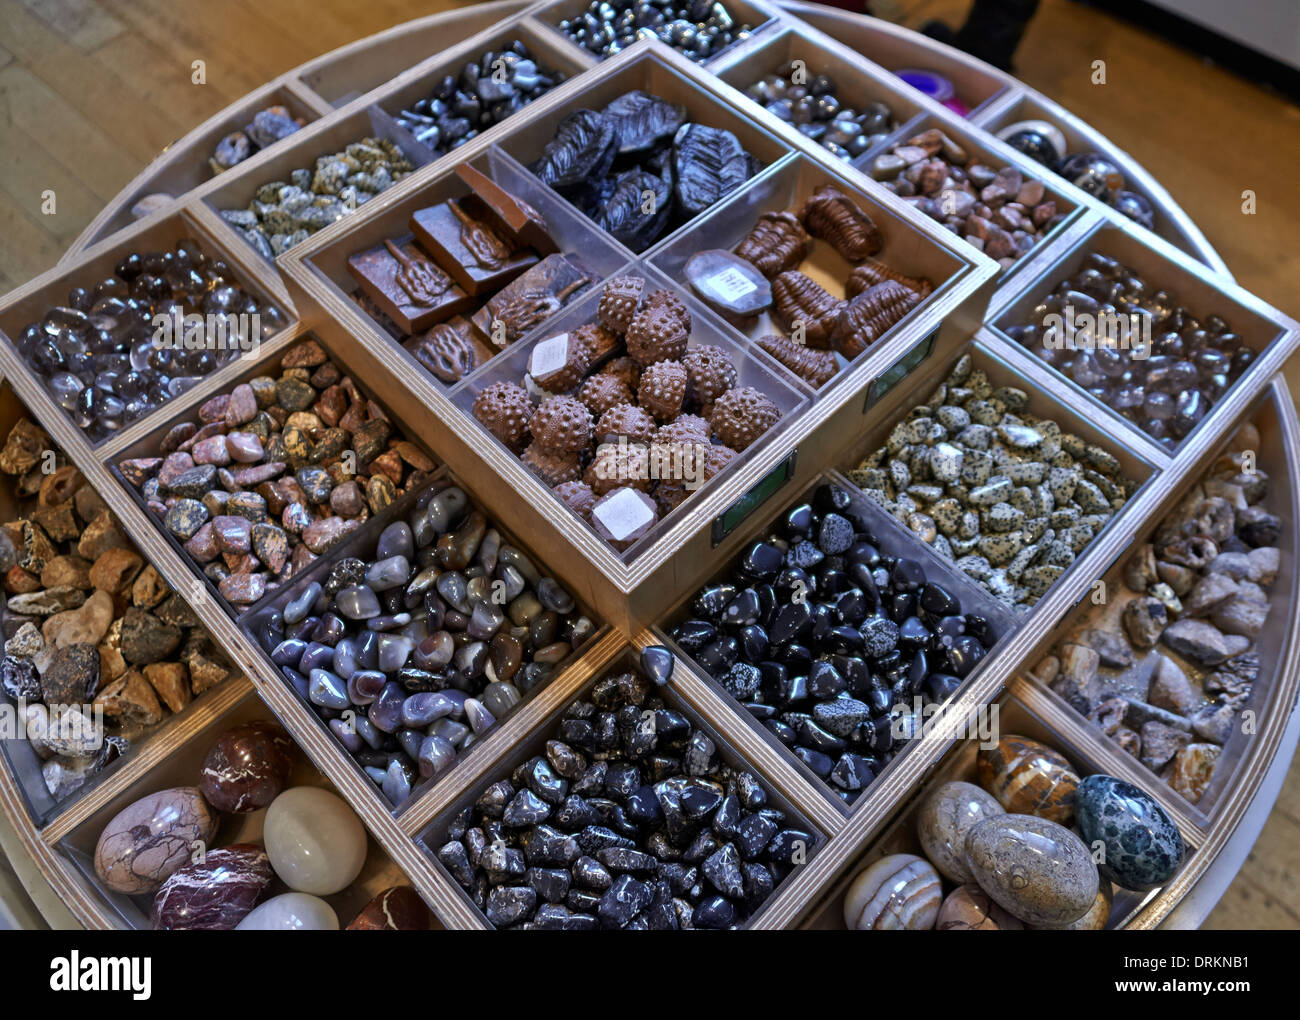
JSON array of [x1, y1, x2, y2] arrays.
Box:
[[936, 884, 1024, 930], [843, 854, 942, 930]]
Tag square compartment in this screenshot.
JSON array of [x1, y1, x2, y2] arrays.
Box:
[[979, 92, 1206, 262], [654, 470, 1018, 817], [108, 332, 441, 620], [710, 25, 927, 166], [53, 688, 431, 929], [1017, 392, 1295, 826], [648, 152, 974, 389], [0, 380, 247, 826], [837, 337, 1162, 614], [450, 260, 809, 563], [989, 223, 1289, 454], [296, 0, 535, 107], [202, 105, 437, 264], [288, 147, 627, 391], [490, 46, 791, 256], [86, 86, 323, 248], [862, 114, 1083, 281], [371, 19, 591, 164], [415, 642, 827, 929], [0, 210, 292, 451], [537, 0, 779, 66], [797, 692, 1187, 928], [782, 3, 1010, 118], [238, 472, 606, 814]]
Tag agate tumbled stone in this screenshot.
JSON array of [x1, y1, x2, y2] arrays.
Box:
[[1076, 774, 1185, 891], [264, 787, 367, 896], [915, 780, 1004, 884], [936, 884, 1024, 930], [976, 734, 1079, 824], [843, 854, 942, 930], [965, 813, 1099, 927], [94, 786, 218, 895], [151, 843, 273, 930], [199, 721, 296, 813]]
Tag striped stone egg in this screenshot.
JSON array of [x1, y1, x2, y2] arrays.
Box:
[[976, 734, 1080, 824], [842, 854, 943, 930]]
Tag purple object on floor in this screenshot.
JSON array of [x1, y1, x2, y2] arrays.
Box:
[[896, 68, 955, 102]]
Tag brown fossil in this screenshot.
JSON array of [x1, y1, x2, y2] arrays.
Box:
[[798, 184, 883, 262], [756, 334, 839, 387], [834, 281, 921, 358], [383, 239, 451, 306], [407, 322, 478, 383], [450, 200, 512, 268], [846, 257, 934, 300], [734, 211, 810, 278], [491, 278, 588, 345], [771, 270, 844, 349]]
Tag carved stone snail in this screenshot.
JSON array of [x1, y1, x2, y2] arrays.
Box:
[[734, 211, 810, 279], [771, 270, 845, 349], [847, 257, 934, 300], [798, 184, 883, 262]]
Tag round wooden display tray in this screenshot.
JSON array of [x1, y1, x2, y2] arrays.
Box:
[[0, 0, 1293, 931]]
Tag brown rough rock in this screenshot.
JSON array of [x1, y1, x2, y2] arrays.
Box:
[[143, 662, 192, 714], [89, 548, 144, 594]]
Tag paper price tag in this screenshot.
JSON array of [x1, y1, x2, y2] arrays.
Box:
[[528, 333, 569, 380], [701, 266, 757, 303]]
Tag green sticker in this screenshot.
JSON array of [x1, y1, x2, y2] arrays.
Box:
[[712, 450, 797, 546], [864, 331, 937, 412]]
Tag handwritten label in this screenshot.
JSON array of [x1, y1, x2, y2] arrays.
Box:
[[700, 266, 757, 304], [528, 333, 569, 380]]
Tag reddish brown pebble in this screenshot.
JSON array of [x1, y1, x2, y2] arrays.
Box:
[[595, 403, 657, 445], [521, 443, 581, 486], [637, 361, 688, 422], [346, 886, 433, 930], [553, 480, 596, 518]]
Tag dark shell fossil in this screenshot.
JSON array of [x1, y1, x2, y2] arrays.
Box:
[[531, 109, 617, 190], [673, 123, 755, 217], [602, 91, 688, 154], [595, 170, 672, 252]]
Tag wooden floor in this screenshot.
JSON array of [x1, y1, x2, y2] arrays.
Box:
[[0, 0, 1297, 928]]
